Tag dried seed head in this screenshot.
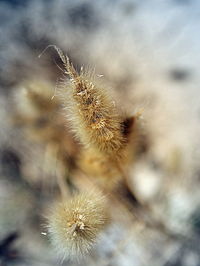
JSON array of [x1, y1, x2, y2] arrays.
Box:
[[54, 46, 125, 156], [47, 192, 108, 259]]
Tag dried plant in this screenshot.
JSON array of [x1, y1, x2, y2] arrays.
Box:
[[47, 191, 108, 259], [55, 46, 132, 159], [14, 47, 145, 260]]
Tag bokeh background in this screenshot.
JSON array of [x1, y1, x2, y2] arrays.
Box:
[[0, 0, 200, 265]]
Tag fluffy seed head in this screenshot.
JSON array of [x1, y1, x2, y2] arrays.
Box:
[[54, 46, 125, 156], [47, 192, 108, 259]]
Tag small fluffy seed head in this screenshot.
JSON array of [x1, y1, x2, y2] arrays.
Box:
[[47, 192, 108, 259]]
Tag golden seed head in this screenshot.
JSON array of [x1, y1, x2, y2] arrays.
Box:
[[54, 48, 125, 156], [47, 192, 108, 259]]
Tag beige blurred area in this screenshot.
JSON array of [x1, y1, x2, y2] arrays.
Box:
[[0, 0, 200, 265]]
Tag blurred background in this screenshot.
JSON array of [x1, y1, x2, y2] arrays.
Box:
[[0, 0, 200, 265]]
